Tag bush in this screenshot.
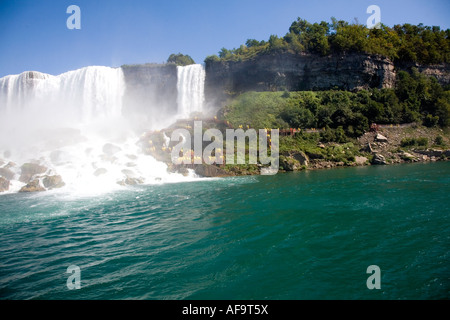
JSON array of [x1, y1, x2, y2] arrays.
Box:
[[435, 135, 444, 146], [168, 53, 195, 66], [400, 137, 428, 147]]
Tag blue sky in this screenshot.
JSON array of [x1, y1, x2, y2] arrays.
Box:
[[0, 0, 449, 77]]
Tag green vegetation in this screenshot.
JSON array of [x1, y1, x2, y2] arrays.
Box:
[[206, 17, 450, 65], [400, 137, 429, 147], [167, 53, 195, 66], [435, 135, 444, 146], [222, 69, 450, 138], [279, 132, 360, 165]]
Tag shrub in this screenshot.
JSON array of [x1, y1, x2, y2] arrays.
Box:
[[400, 137, 428, 147], [435, 135, 444, 146]]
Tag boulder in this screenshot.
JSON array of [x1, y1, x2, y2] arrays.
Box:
[[5, 162, 16, 169], [19, 163, 48, 183], [126, 154, 138, 160], [372, 153, 387, 165], [166, 164, 190, 176], [102, 143, 122, 156], [19, 179, 45, 193], [0, 177, 9, 192], [43, 175, 65, 189], [361, 143, 373, 153], [280, 156, 301, 171], [94, 168, 108, 177], [375, 134, 388, 143], [99, 154, 118, 163], [194, 164, 231, 177], [117, 177, 144, 186], [0, 167, 15, 180], [291, 151, 309, 167], [280, 151, 309, 171], [400, 152, 416, 161], [355, 156, 368, 166]]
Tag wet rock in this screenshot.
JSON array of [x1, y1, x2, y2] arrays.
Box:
[[372, 153, 387, 165], [19, 163, 48, 183], [99, 154, 118, 163], [0, 167, 15, 180], [121, 169, 136, 178], [194, 164, 231, 177], [102, 143, 122, 156], [43, 175, 65, 189], [117, 177, 144, 186], [167, 164, 190, 176], [94, 168, 108, 177], [0, 177, 9, 192], [19, 179, 45, 193]]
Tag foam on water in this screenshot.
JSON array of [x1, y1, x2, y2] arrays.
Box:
[[0, 66, 203, 195]]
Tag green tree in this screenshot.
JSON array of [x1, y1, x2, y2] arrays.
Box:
[[167, 53, 195, 66]]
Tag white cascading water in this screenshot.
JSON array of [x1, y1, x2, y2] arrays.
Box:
[[0, 66, 197, 195], [176, 64, 205, 118]]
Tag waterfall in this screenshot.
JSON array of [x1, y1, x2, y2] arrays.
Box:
[[176, 64, 205, 118], [0, 66, 196, 195], [0, 66, 125, 126]]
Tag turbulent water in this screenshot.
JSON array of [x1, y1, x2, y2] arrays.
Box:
[[0, 65, 206, 194], [0, 162, 448, 300], [0, 65, 448, 300]]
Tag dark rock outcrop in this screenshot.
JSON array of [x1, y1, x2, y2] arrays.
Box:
[[194, 164, 231, 177], [0, 167, 15, 180], [117, 177, 145, 186], [19, 163, 48, 183], [372, 153, 387, 165], [19, 179, 45, 193], [43, 175, 65, 189], [280, 151, 309, 171], [0, 177, 9, 192]]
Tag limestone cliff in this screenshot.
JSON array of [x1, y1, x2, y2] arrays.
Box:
[[204, 52, 449, 107]]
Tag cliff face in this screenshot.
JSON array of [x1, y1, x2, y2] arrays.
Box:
[[205, 52, 396, 106], [205, 52, 449, 107], [121, 64, 178, 122]]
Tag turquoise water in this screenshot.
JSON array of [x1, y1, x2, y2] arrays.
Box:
[[0, 162, 449, 300]]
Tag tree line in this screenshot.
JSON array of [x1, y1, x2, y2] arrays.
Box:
[[206, 18, 450, 65]]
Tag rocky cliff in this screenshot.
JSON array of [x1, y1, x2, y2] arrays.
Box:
[[121, 64, 178, 126], [205, 52, 449, 107]]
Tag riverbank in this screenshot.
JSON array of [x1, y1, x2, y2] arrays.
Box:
[[141, 121, 450, 177]]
